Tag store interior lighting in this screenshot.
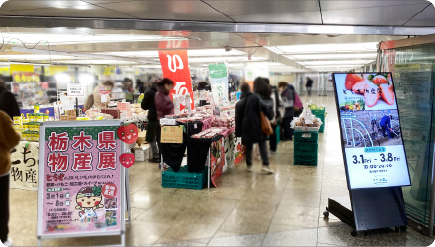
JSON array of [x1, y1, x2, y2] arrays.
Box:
[[299, 60, 374, 66], [78, 74, 94, 84], [55, 73, 70, 83], [100, 49, 247, 58], [2, 33, 188, 45], [265, 42, 378, 55], [52, 60, 137, 65], [285, 53, 378, 60], [0, 55, 78, 61]]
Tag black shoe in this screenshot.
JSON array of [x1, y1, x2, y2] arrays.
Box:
[[148, 158, 161, 163]]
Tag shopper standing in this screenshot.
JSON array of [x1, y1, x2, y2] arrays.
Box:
[[253, 77, 273, 159], [264, 78, 284, 153], [141, 81, 160, 163], [278, 81, 295, 141], [155, 78, 175, 120], [0, 110, 21, 247], [236, 82, 274, 174], [93, 81, 114, 109], [0, 81, 20, 120], [306, 77, 313, 96]]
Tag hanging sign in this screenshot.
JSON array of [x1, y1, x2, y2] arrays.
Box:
[[67, 84, 85, 97], [332, 73, 411, 189], [117, 123, 138, 145], [158, 34, 194, 111], [208, 63, 229, 112], [37, 121, 124, 239]]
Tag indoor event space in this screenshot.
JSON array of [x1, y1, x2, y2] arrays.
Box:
[[0, 0, 435, 246]]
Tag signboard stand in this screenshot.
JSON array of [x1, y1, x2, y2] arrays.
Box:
[[37, 120, 126, 246], [329, 73, 411, 237], [325, 187, 408, 236]]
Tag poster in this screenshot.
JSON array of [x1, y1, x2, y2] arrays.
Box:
[[38, 122, 123, 237], [234, 137, 245, 164], [333, 73, 411, 189], [208, 63, 229, 111], [10, 142, 39, 191], [210, 138, 225, 187], [160, 126, 183, 143], [223, 133, 235, 172]]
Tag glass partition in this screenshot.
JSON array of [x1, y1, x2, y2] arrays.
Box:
[[383, 43, 435, 234]]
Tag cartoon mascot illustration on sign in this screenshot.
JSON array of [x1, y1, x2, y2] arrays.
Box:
[[75, 185, 104, 218]]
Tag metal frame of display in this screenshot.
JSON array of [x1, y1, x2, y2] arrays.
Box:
[[325, 73, 409, 237], [36, 120, 127, 246]]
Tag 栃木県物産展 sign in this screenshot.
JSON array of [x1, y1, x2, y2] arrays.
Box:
[[332, 73, 411, 189], [37, 121, 125, 239]]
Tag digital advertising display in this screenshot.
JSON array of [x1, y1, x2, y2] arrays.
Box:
[[333, 73, 411, 190]]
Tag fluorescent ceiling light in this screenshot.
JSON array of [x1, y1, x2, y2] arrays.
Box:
[[189, 56, 266, 63], [265, 42, 378, 55], [306, 65, 363, 68], [132, 65, 162, 69], [100, 49, 247, 58], [299, 60, 374, 66], [0, 55, 77, 60], [52, 60, 137, 65], [2, 33, 187, 45], [285, 53, 378, 60]]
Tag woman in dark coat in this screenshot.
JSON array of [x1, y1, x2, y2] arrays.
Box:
[[236, 82, 274, 174], [278, 81, 295, 141], [141, 81, 160, 163]]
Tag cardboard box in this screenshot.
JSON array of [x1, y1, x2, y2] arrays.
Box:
[[134, 146, 150, 162]]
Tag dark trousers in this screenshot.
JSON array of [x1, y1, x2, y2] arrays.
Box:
[[269, 124, 277, 152], [245, 140, 269, 167], [282, 117, 294, 140], [381, 125, 392, 139], [306, 86, 312, 96], [0, 174, 9, 243]]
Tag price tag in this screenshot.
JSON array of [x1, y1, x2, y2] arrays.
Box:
[[194, 123, 197, 129]]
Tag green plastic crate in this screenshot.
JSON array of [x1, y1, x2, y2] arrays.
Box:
[[162, 166, 207, 190], [311, 109, 326, 134], [294, 153, 317, 166], [294, 142, 318, 155], [294, 131, 319, 144]]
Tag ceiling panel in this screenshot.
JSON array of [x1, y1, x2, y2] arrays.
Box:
[[404, 19, 435, 27], [320, 0, 428, 10], [93, 0, 233, 22], [4, 6, 133, 18], [322, 3, 429, 25], [404, 4, 435, 26], [203, 0, 319, 16], [229, 10, 322, 23], [1, 0, 88, 11]]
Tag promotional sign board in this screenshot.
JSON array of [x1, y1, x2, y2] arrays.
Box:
[[332, 73, 411, 190], [10, 142, 39, 191], [208, 63, 229, 113], [67, 84, 85, 97], [37, 121, 125, 239]]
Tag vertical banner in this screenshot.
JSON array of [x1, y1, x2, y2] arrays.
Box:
[[210, 138, 225, 187], [208, 63, 229, 116], [333, 73, 411, 189], [10, 142, 39, 191], [158, 35, 194, 110], [37, 121, 124, 238]]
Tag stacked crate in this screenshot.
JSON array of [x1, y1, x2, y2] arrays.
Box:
[[311, 109, 326, 133], [294, 131, 319, 166], [162, 166, 208, 190]]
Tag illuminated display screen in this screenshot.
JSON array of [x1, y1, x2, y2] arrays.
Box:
[[332, 73, 411, 189]]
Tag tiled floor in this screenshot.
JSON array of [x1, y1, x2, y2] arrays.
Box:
[[8, 94, 435, 246]]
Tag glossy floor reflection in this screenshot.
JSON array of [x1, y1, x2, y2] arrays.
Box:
[[8, 94, 435, 246]]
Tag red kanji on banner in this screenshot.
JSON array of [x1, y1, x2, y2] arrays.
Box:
[[102, 183, 117, 199], [97, 131, 116, 150], [48, 132, 69, 152], [72, 131, 93, 151], [72, 153, 93, 171], [97, 152, 117, 170], [47, 153, 69, 172]]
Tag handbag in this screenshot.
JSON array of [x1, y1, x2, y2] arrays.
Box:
[[260, 111, 273, 135]]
